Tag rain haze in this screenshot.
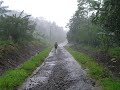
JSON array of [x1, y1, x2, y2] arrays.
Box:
[[0, 0, 120, 89], [3, 0, 77, 29]]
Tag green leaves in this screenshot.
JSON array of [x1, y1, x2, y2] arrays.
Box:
[[67, 0, 120, 51], [0, 11, 35, 44], [93, 0, 120, 46]]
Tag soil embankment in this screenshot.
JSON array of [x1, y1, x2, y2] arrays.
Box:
[[0, 43, 45, 75], [73, 46, 120, 78]]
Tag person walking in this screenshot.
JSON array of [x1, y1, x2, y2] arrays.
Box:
[[54, 42, 58, 53]]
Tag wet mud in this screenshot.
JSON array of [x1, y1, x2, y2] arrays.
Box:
[[18, 46, 101, 90]]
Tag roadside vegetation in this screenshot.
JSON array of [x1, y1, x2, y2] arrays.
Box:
[[67, 47, 120, 90], [67, 0, 120, 77], [0, 48, 50, 90], [0, 0, 66, 74]]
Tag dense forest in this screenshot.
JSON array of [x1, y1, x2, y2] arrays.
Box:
[[67, 0, 120, 77], [67, 0, 120, 49]]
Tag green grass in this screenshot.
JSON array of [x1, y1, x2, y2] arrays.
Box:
[[109, 47, 120, 58], [0, 40, 14, 46], [66, 47, 120, 90], [0, 48, 51, 90], [74, 44, 100, 52]]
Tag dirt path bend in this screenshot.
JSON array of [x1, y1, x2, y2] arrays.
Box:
[[18, 46, 98, 90]]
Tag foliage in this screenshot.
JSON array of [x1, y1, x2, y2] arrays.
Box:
[[0, 48, 50, 90], [0, 1, 10, 15], [0, 40, 14, 45], [67, 0, 101, 47], [92, 0, 120, 46], [109, 47, 120, 58], [0, 1, 66, 45], [67, 0, 120, 52], [0, 11, 35, 43]]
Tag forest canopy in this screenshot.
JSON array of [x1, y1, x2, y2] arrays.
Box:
[[67, 0, 120, 51]]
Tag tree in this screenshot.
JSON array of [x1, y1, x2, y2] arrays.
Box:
[[67, 0, 100, 47], [92, 0, 120, 46], [0, 1, 10, 15], [0, 11, 36, 43], [34, 18, 66, 44]]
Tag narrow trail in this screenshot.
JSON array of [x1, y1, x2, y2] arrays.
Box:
[[18, 46, 99, 90]]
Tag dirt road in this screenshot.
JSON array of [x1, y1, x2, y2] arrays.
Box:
[[18, 46, 98, 90]]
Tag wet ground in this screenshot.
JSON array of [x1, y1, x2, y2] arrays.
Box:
[[18, 46, 101, 90]]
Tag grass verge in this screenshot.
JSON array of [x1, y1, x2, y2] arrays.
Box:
[[109, 47, 120, 58], [66, 47, 120, 90], [0, 48, 51, 90]]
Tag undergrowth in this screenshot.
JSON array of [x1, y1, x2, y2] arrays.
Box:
[[0, 40, 14, 46], [109, 47, 120, 58]]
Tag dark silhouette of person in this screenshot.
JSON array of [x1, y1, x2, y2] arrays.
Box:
[[54, 42, 58, 52]]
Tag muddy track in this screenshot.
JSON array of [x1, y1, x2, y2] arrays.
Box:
[[18, 46, 101, 90]]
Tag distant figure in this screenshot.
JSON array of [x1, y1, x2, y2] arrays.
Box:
[[54, 42, 58, 53]]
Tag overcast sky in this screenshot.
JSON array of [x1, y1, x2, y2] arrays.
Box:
[[3, 0, 77, 29]]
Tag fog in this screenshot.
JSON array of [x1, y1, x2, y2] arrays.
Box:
[[3, 0, 77, 29], [0, 0, 78, 43]]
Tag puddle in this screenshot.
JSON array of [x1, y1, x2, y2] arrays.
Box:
[[45, 61, 56, 65], [37, 70, 52, 77], [30, 76, 48, 83]]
